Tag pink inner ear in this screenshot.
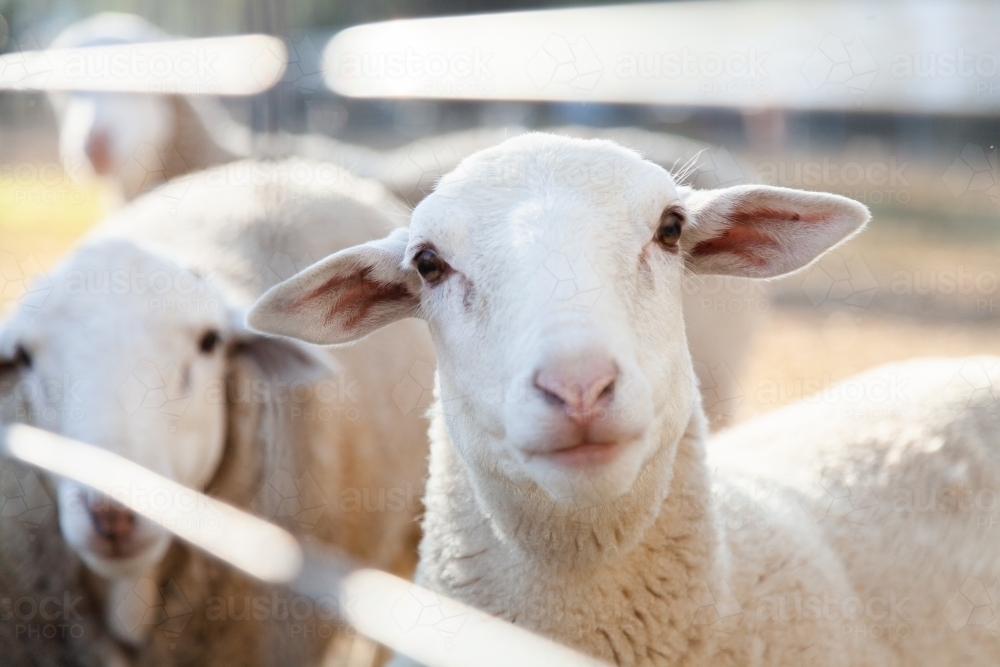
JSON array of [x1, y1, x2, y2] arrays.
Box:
[[295, 267, 412, 331], [691, 205, 820, 266]]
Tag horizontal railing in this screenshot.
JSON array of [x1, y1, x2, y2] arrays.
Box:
[[0, 423, 606, 667]]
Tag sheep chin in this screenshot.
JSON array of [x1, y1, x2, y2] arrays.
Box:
[[78, 532, 172, 581]]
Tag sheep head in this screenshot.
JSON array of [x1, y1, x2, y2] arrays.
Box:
[[250, 133, 868, 553], [0, 237, 331, 598], [48, 13, 177, 198]]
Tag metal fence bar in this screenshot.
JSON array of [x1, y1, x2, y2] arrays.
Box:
[[0, 423, 607, 667]]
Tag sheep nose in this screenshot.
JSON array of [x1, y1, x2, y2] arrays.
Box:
[[85, 128, 114, 175], [87, 499, 135, 544], [533, 356, 618, 423]]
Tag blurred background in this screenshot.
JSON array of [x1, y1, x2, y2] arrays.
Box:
[[1, 0, 998, 425]]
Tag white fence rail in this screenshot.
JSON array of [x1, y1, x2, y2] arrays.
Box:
[[0, 35, 287, 95], [0, 423, 607, 667]]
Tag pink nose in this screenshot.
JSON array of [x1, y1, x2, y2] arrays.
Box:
[[85, 129, 114, 175], [533, 356, 618, 423], [87, 499, 136, 544]]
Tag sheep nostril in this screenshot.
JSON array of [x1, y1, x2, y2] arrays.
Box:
[[535, 383, 567, 407], [597, 378, 615, 402], [87, 502, 136, 544]]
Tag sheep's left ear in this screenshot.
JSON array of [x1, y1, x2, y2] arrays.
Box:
[[0, 315, 26, 423], [227, 327, 340, 382], [247, 227, 421, 345], [680, 185, 870, 278]]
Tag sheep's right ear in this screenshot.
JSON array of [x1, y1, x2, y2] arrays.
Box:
[[247, 228, 421, 345]]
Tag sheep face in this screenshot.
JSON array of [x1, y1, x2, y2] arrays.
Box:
[[0, 240, 229, 579], [250, 133, 869, 516], [48, 13, 176, 199], [57, 92, 175, 198]]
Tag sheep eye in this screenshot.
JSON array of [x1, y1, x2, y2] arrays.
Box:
[[414, 248, 448, 283], [198, 330, 220, 354], [14, 345, 32, 368], [655, 208, 684, 250]]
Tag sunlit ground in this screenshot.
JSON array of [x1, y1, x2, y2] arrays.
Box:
[[738, 311, 1000, 422], [736, 218, 1000, 423], [0, 171, 115, 306]]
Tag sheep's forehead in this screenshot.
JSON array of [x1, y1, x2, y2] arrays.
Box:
[[22, 242, 226, 348], [415, 136, 679, 261]]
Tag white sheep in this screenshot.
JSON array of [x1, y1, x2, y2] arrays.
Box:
[[0, 158, 433, 664], [48, 13, 386, 201], [249, 133, 1000, 666]]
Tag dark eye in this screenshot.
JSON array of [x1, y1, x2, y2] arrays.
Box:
[[414, 248, 449, 283], [14, 345, 32, 368], [655, 208, 685, 250], [198, 330, 220, 354]]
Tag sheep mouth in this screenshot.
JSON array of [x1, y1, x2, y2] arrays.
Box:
[[88, 535, 159, 561], [528, 439, 625, 468]]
